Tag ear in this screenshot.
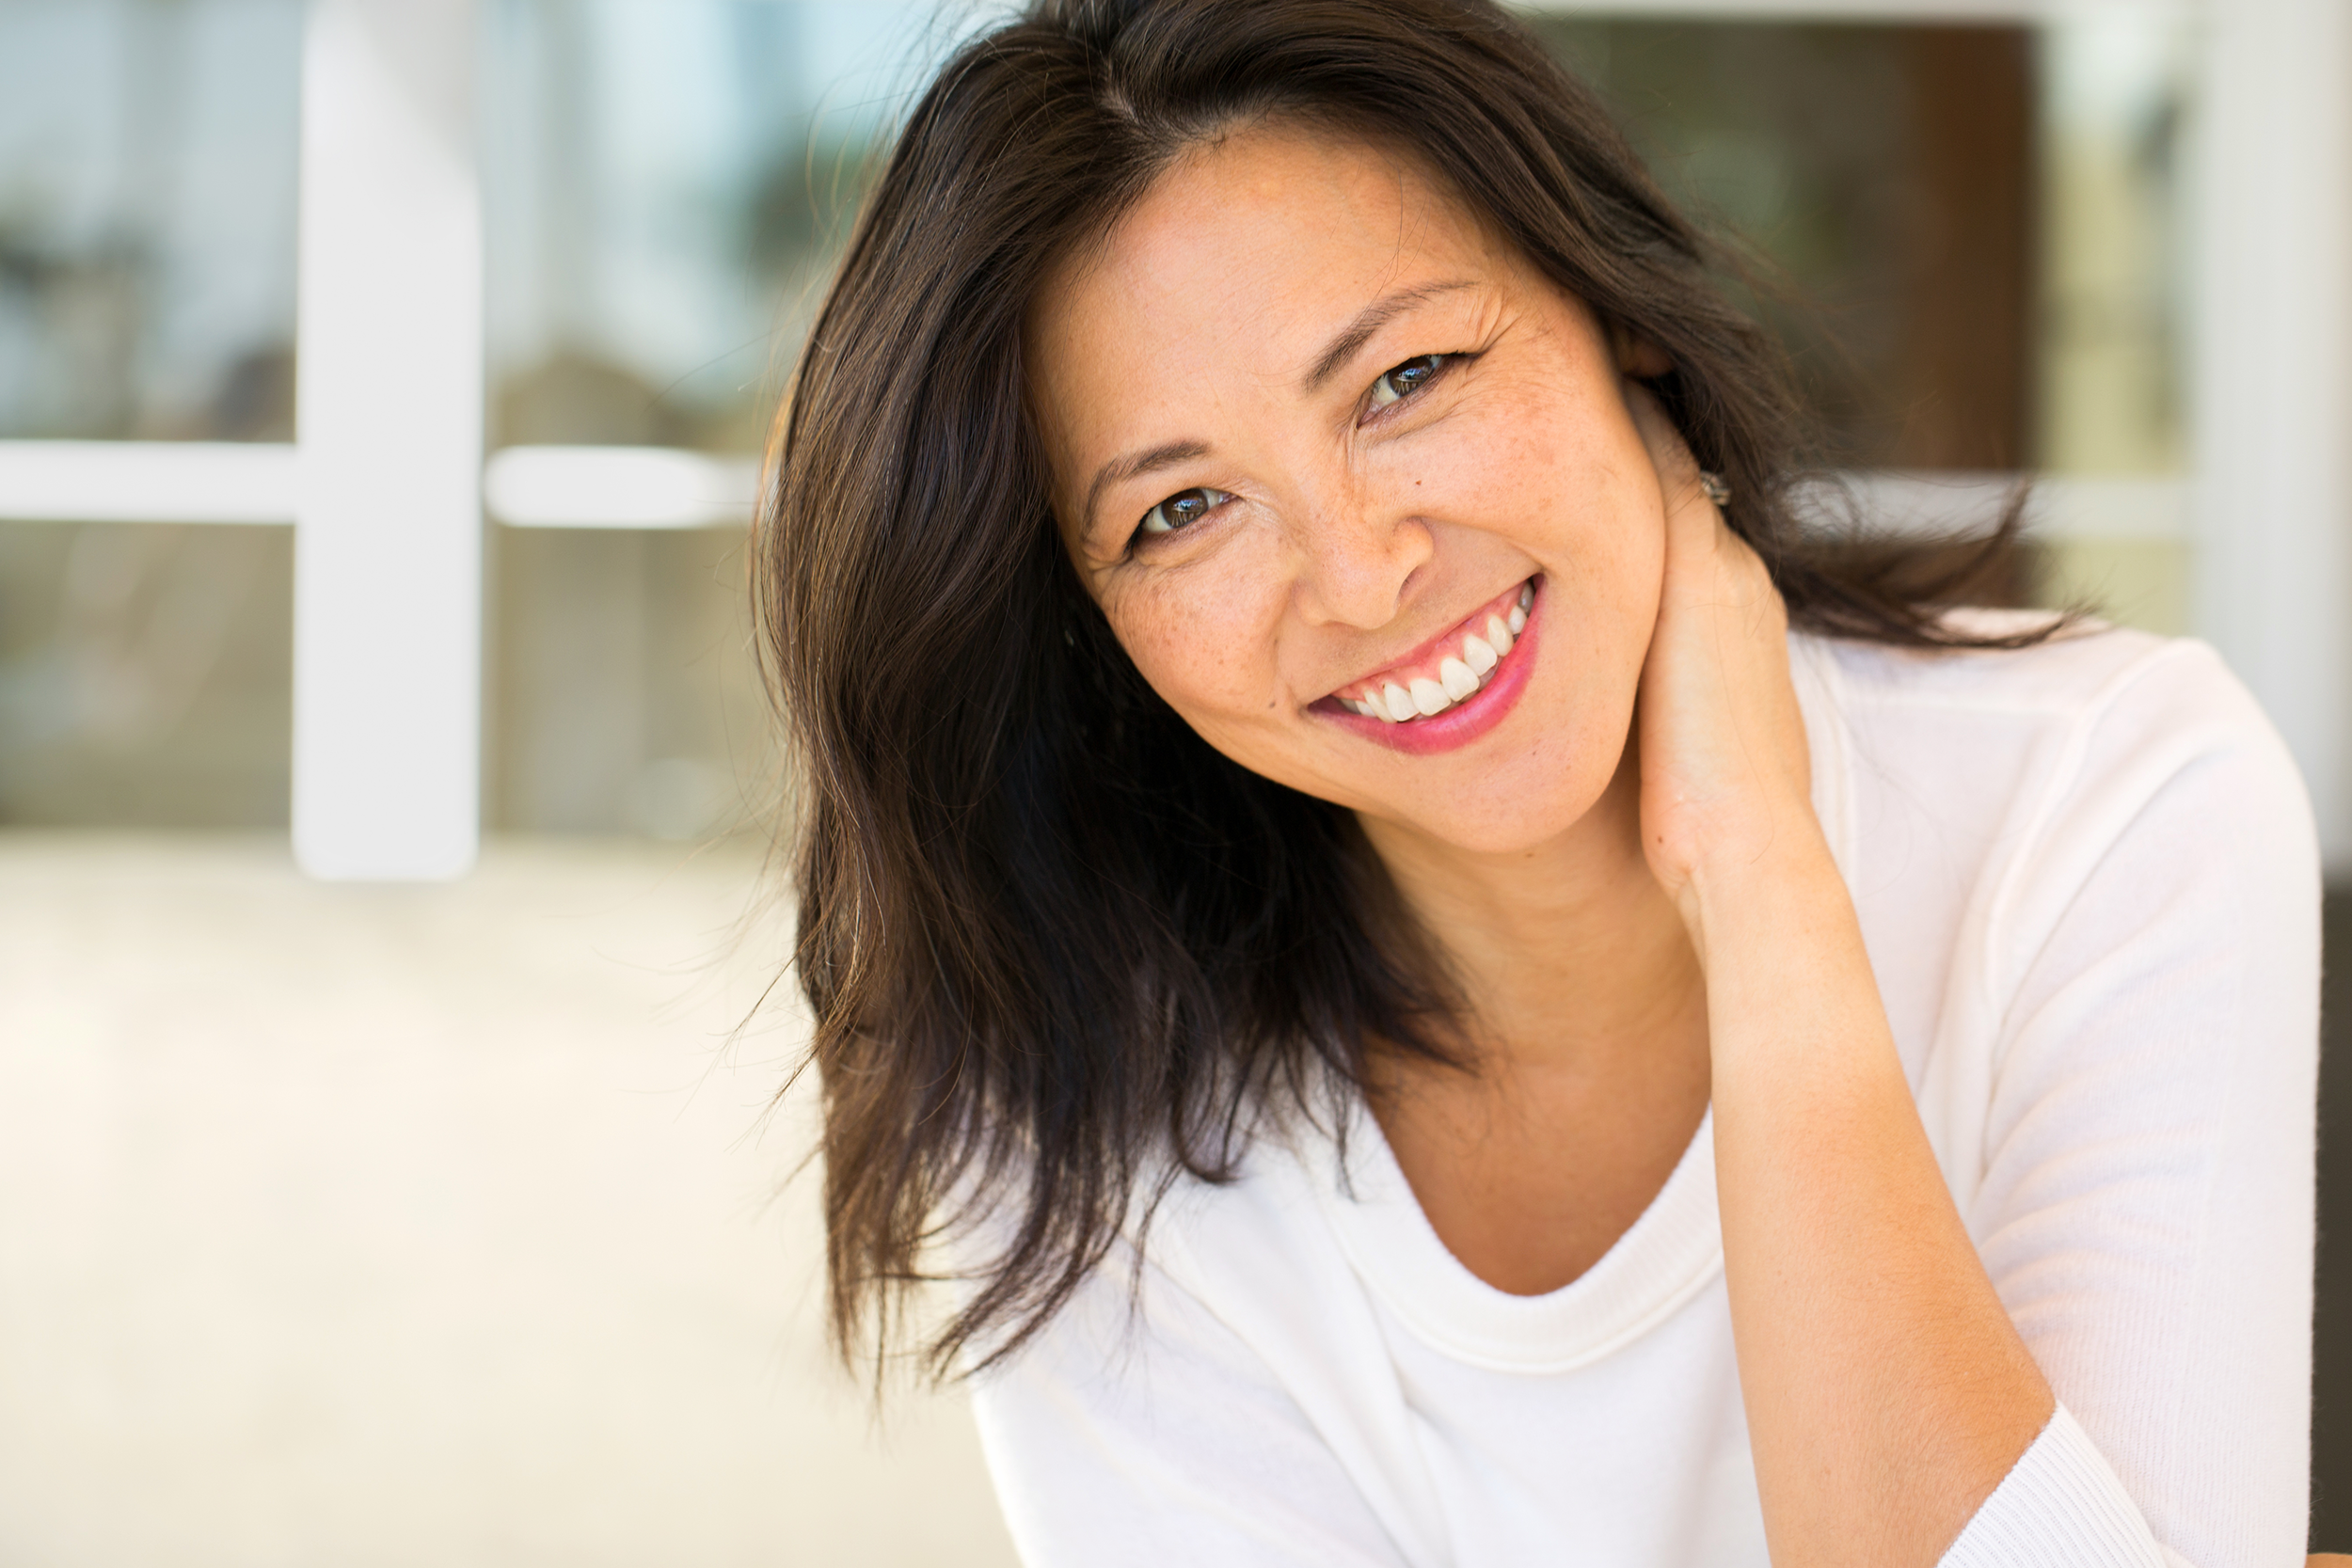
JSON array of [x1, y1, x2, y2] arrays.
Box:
[[1610, 324, 1674, 379]]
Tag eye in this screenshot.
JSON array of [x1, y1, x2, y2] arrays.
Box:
[[1367, 353, 1447, 411], [1138, 485, 1231, 536]]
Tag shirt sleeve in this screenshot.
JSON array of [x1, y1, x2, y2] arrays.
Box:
[[967, 1235, 1415, 1568], [1941, 1403, 2167, 1567], [1947, 641, 2320, 1567]]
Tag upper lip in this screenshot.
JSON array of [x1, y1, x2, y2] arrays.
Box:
[[1322, 578, 1529, 702]]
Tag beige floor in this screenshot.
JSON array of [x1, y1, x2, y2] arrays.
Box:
[[0, 833, 1020, 1568]]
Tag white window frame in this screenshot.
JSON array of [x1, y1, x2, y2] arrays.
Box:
[[0, 0, 2341, 877]]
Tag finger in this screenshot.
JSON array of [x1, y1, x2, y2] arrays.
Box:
[[1618, 385, 1733, 598], [1619, 381, 1708, 515], [1616, 383, 1781, 591]]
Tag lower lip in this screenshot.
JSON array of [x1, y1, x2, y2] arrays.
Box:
[[1316, 578, 1543, 756]]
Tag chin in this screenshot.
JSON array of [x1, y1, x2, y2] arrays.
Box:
[[1368, 758, 1616, 858]]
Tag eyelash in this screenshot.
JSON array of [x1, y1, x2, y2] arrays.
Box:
[[1130, 353, 1454, 547]]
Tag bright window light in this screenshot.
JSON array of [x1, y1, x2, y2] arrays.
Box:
[[0, 441, 296, 524], [291, 0, 484, 881], [485, 446, 755, 531]]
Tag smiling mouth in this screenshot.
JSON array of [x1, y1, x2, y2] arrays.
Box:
[[1329, 578, 1534, 722]]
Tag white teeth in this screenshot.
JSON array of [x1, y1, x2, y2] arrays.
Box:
[[1344, 589, 1532, 728]]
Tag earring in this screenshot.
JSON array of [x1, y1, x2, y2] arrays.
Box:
[[1697, 471, 1731, 507]]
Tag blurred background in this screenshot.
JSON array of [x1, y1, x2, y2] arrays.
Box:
[[0, 0, 2345, 1560]]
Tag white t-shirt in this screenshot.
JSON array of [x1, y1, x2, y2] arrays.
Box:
[[967, 621, 2321, 1568]]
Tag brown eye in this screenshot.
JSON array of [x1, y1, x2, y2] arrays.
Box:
[[1139, 486, 1229, 536], [1368, 354, 1446, 409]]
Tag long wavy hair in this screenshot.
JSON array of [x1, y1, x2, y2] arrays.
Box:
[[755, 0, 2041, 1379]]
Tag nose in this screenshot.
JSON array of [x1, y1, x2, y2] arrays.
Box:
[[1285, 467, 1433, 630]]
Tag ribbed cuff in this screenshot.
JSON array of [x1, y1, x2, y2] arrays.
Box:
[[1939, 1403, 2164, 1568]]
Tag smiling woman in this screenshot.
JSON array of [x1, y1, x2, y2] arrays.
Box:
[[755, 3, 2320, 1565], [1029, 128, 1669, 821]]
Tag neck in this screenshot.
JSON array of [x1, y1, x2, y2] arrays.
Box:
[[1359, 732, 1701, 1080]]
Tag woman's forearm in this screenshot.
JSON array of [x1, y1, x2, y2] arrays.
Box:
[[1692, 840, 2054, 1568]]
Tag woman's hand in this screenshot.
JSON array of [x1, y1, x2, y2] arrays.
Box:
[[1621, 381, 2055, 1567], [1622, 388, 1827, 951]]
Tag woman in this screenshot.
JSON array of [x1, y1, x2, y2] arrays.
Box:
[[756, 1, 2321, 1562]]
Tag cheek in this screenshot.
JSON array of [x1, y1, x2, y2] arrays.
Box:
[[1421, 378, 1665, 777], [1416, 366, 1612, 522], [1546, 503, 1666, 740], [1104, 542, 1290, 719], [1422, 383, 1663, 619]]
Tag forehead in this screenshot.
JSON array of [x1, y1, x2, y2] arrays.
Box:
[[1063, 122, 1490, 309], [1026, 126, 1505, 472]]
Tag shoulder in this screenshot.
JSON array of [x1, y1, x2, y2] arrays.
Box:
[[1799, 613, 2317, 1029], [964, 1122, 1447, 1567], [1797, 614, 2307, 834], [1804, 610, 2257, 731]]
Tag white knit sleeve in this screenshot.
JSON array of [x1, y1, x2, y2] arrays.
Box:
[[1954, 641, 2320, 1567], [1941, 1404, 2165, 1567]]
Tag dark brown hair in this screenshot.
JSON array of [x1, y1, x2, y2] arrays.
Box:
[[756, 0, 2039, 1379]]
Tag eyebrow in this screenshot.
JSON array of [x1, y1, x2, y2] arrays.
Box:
[[1080, 438, 1213, 546], [1077, 279, 1476, 546], [1303, 279, 1476, 391]]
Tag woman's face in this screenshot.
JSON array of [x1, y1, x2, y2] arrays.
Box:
[[1028, 124, 1669, 857]]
